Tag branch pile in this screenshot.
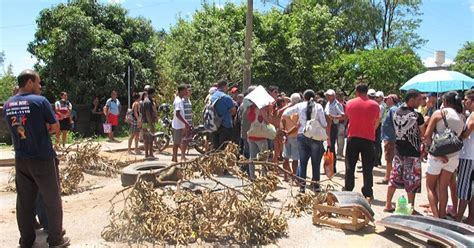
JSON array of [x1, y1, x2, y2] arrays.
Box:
[[58, 139, 123, 195], [102, 143, 341, 245], [2, 140, 124, 194]]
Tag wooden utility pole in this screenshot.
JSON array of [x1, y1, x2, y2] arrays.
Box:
[[243, 0, 253, 91]]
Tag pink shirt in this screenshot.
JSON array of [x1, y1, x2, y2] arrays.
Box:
[[345, 96, 380, 141]]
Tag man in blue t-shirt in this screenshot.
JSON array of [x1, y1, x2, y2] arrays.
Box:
[[378, 94, 399, 185], [2, 69, 70, 247], [210, 80, 236, 150]]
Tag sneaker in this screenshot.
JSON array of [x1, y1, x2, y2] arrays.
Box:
[[49, 236, 70, 248], [44, 229, 66, 236], [312, 186, 321, 193]]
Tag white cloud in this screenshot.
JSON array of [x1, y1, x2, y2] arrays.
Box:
[[422, 56, 454, 67], [470, 0, 474, 12], [136, 3, 143, 8], [108, 0, 125, 4]]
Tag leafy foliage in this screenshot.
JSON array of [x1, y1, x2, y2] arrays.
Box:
[[28, 0, 160, 104], [158, 3, 249, 99], [24, 0, 428, 107], [451, 42, 474, 78], [0, 64, 16, 103], [315, 48, 425, 95]]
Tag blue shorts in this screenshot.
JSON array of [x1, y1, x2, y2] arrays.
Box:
[[283, 137, 300, 161]]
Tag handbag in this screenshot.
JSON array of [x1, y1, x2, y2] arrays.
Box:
[[103, 123, 112, 134], [303, 109, 327, 141], [428, 110, 463, 156], [323, 151, 335, 179], [247, 108, 277, 140]]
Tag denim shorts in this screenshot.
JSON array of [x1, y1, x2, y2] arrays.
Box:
[[283, 137, 299, 160]]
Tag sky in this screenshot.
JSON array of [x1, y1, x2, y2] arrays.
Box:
[[0, 0, 473, 75]]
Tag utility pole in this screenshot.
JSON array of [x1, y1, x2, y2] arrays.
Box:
[[243, 0, 253, 91]]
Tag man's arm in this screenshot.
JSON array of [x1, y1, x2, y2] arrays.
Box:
[[176, 110, 190, 128], [373, 108, 380, 132], [461, 114, 474, 139], [48, 122, 60, 135]]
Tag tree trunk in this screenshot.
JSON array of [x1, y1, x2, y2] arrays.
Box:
[[243, 0, 253, 91]]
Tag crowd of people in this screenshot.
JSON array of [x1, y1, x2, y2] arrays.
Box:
[[3, 68, 474, 247], [202, 80, 474, 224]]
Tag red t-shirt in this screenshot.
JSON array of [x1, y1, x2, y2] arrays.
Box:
[[345, 96, 380, 141]]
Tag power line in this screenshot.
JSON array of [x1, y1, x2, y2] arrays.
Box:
[[0, 23, 35, 29]]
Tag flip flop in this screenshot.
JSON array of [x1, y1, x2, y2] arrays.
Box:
[[383, 207, 395, 213], [376, 179, 389, 185]]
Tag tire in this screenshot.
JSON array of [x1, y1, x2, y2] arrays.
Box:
[[120, 162, 167, 187], [154, 134, 170, 152], [193, 132, 212, 154]]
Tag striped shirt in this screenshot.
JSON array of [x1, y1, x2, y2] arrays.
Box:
[[183, 97, 193, 126], [324, 100, 344, 124]]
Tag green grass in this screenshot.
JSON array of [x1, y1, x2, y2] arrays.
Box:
[[0, 143, 12, 149]]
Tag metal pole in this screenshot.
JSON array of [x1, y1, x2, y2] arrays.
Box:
[[243, 0, 253, 91], [128, 65, 131, 108]]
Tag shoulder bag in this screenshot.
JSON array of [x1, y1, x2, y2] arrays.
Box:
[[428, 110, 463, 156], [247, 108, 277, 140]]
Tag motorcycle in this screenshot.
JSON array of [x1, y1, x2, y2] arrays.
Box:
[[153, 104, 172, 152], [153, 103, 212, 154]]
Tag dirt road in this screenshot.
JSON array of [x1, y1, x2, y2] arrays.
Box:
[[0, 149, 445, 247]]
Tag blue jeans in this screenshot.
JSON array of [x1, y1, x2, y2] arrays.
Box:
[[297, 134, 324, 189], [248, 139, 269, 179], [240, 139, 250, 174]]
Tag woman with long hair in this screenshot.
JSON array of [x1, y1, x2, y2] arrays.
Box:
[[456, 89, 474, 224], [282, 90, 331, 193], [54, 91, 72, 146], [128, 92, 141, 154], [424, 91, 465, 218]]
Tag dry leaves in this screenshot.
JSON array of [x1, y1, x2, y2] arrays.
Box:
[[101, 143, 340, 245]]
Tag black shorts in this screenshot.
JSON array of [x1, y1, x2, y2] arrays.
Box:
[[59, 118, 71, 131]]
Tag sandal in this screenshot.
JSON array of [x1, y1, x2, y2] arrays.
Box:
[[383, 207, 395, 213], [376, 179, 389, 185]]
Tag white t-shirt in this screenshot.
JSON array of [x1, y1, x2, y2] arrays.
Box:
[[172, 96, 185, 129], [283, 101, 327, 134], [460, 113, 474, 160]]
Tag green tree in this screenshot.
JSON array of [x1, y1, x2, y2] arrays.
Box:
[[451, 41, 474, 78], [0, 51, 5, 75], [0, 64, 16, 103], [28, 0, 160, 103], [160, 3, 249, 99], [372, 0, 426, 49], [254, 1, 342, 92], [315, 47, 425, 95]]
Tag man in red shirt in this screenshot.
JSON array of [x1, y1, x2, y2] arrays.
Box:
[[344, 83, 380, 199]]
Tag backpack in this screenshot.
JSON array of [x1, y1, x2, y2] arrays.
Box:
[[203, 96, 224, 131], [303, 103, 327, 141], [125, 108, 134, 124]]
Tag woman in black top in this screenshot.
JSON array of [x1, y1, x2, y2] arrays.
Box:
[[90, 96, 103, 136]]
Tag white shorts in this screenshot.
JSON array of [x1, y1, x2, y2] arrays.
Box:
[[427, 154, 459, 175]]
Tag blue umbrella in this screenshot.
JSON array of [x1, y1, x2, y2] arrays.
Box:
[[400, 70, 474, 93]]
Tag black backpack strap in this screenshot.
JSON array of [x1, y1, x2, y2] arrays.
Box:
[[441, 110, 449, 129]]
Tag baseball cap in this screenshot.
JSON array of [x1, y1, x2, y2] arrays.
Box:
[[368, 89, 376, 97], [385, 94, 399, 103], [324, 89, 336, 96], [230, 87, 239, 94], [375, 91, 384, 98]]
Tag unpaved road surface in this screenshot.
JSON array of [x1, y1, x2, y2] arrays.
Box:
[[0, 148, 446, 247]]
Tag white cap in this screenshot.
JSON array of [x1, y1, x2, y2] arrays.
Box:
[[324, 89, 336, 96], [375, 91, 384, 98], [368, 89, 376, 96], [209, 86, 217, 94], [144, 85, 151, 91]]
